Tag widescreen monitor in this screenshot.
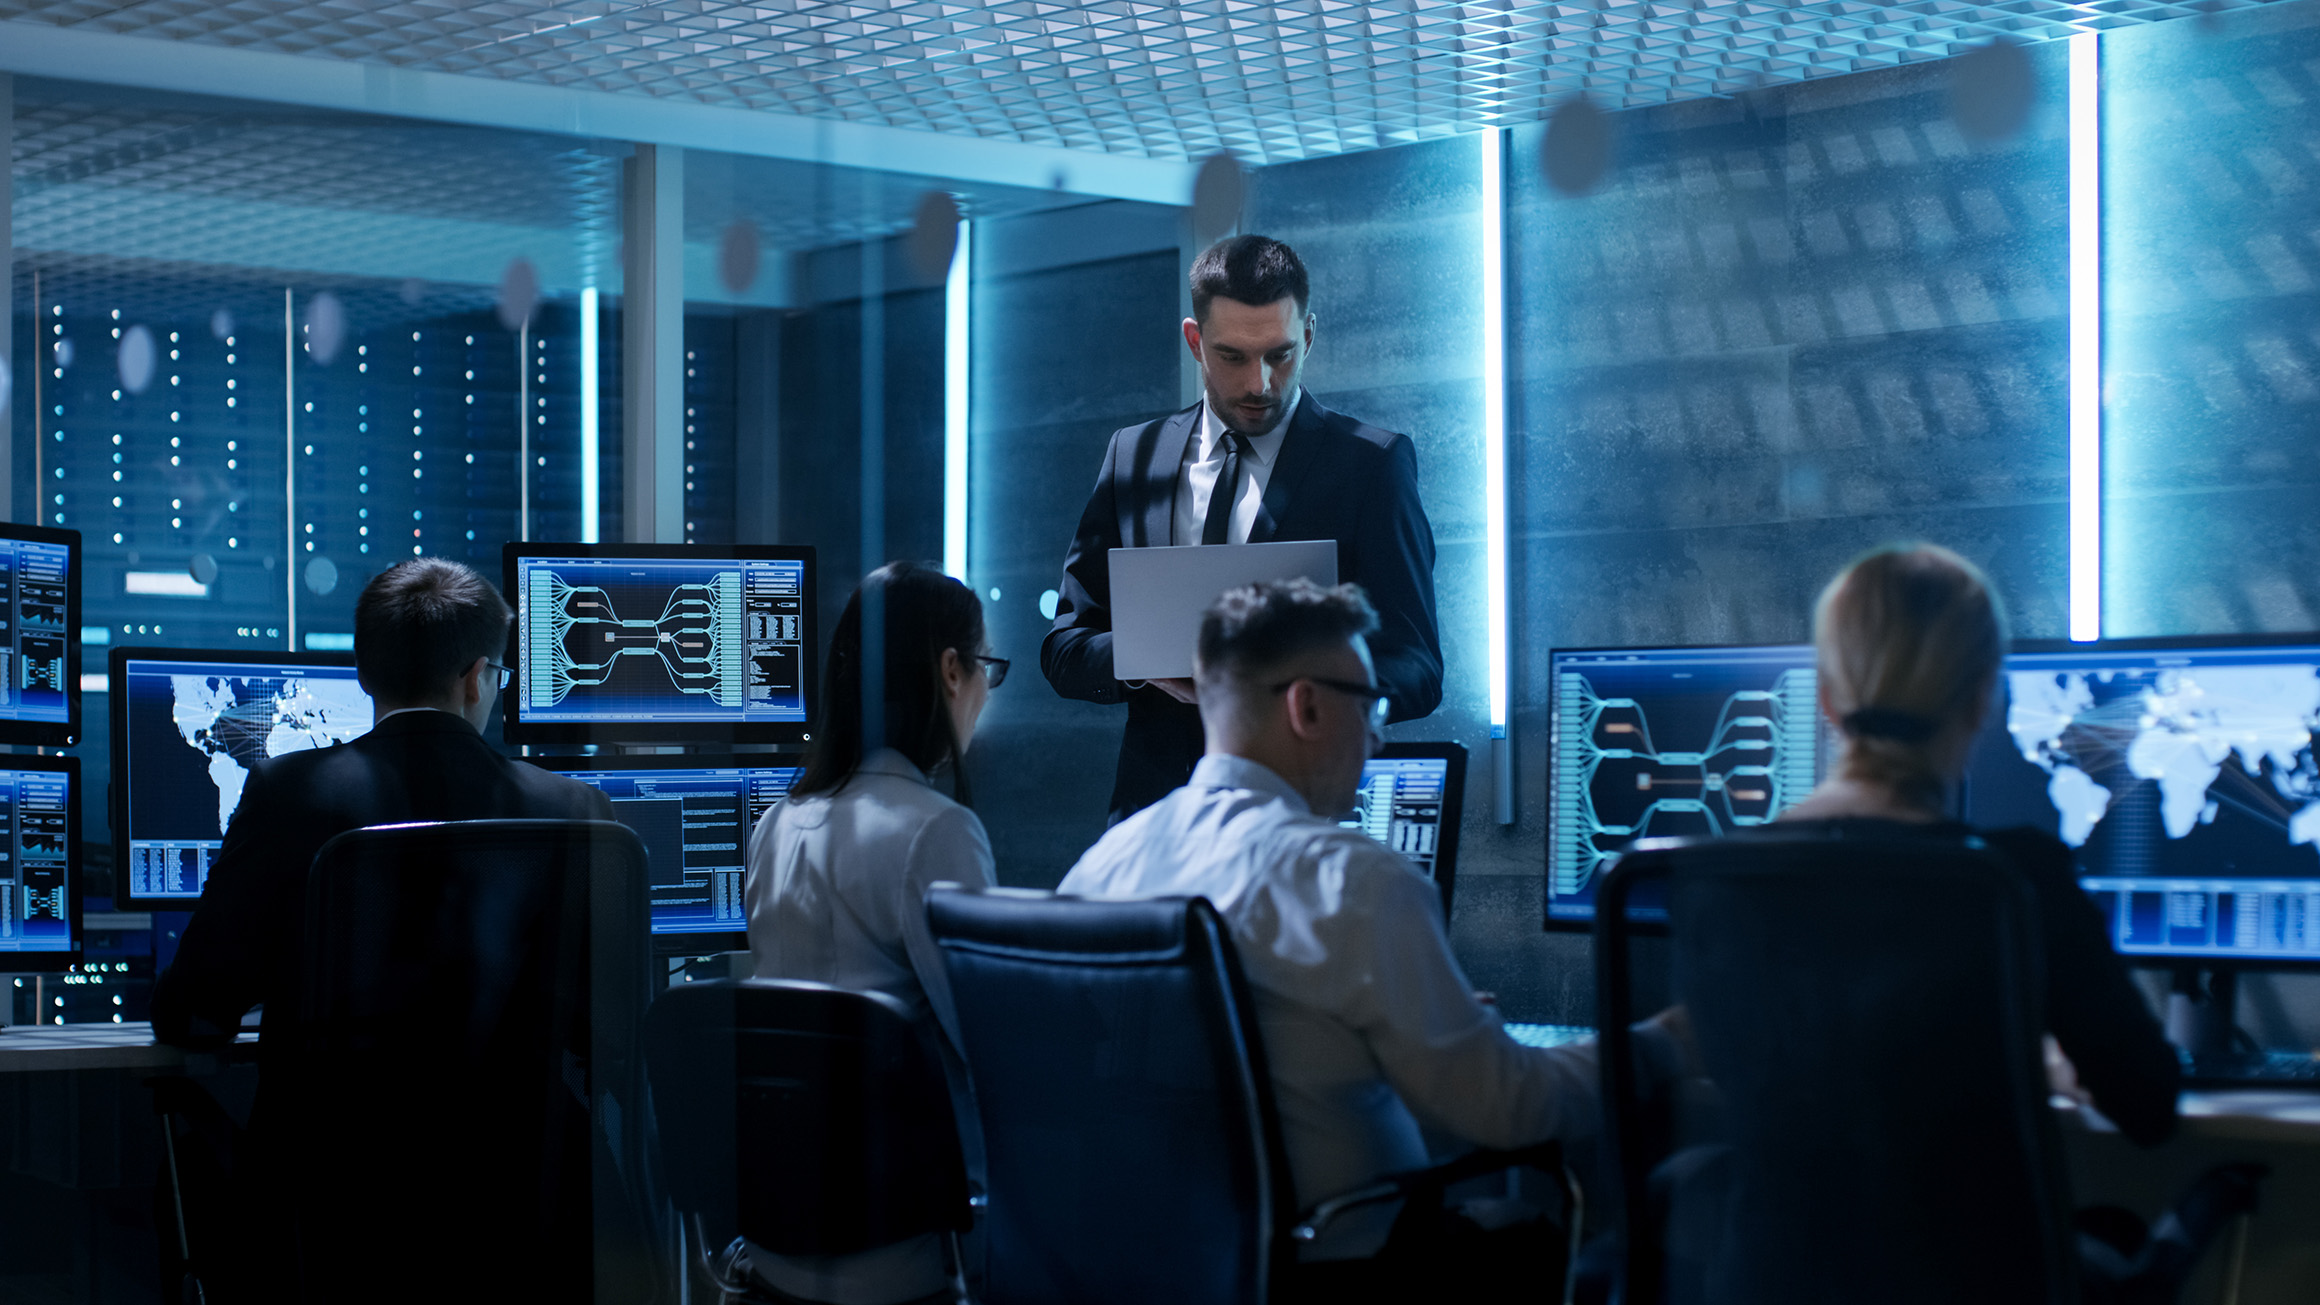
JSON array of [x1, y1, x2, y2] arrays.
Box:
[[0, 755, 82, 972], [504, 544, 818, 746], [111, 648, 368, 909], [1962, 634, 2320, 968], [537, 754, 802, 949], [1339, 741, 1466, 916], [0, 524, 79, 747], [1545, 643, 1835, 929]]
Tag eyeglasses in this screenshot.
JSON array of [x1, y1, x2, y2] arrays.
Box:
[[1270, 675, 1389, 731], [483, 659, 514, 691], [975, 655, 1010, 690]]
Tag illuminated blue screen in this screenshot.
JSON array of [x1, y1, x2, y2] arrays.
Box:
[[514, 555, 809, 726], [0, 768, 76, 957], [545, 762, 800, 936], [0, 538, 72, 728], [1963, 641, 2320, 962], [1341, 756, 1453, 882], [1547, 645, 1833, 924]]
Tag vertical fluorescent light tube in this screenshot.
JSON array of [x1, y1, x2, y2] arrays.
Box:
[[1480, 128, 1513, 823], [580, 286, 600, 544], [944, 219, 972, 582], [2068, 32, 2101, 642]]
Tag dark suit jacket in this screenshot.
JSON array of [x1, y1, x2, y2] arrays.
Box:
[[1041, 392, 1442, 821], [150, 709, 614, 1047]]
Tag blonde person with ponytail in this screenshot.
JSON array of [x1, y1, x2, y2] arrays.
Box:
[[1781, 544, 2182, 1148]]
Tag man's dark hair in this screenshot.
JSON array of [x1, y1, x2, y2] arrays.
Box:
[[1190, 235, 1310, 322], [353, 557, 513, 703], [1196, 579, 1378, 682]]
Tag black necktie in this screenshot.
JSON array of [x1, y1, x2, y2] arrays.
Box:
[[1201, 432, 1251, 546]]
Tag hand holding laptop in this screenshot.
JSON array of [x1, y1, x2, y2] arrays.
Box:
[[1109, 540, 1341, 683]]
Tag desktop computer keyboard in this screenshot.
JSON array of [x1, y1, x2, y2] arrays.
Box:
[[1504, 1022, 1595, 1050], [2182, 1050, 2320, 1089]]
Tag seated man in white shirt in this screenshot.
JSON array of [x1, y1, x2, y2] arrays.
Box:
[[1058, 578, 1599, 1298]]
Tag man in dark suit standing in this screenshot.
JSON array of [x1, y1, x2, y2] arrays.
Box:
[[1043, 235, 1442, 821], [152, 556, 613, 1047]]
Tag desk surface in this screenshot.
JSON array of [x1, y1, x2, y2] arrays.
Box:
[[0, 1022, 258, 1073]]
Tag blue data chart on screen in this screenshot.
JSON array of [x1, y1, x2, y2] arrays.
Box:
[[0, 538, 72, 727], [1341, 756, 1450, 880], [554, 764, 800, 936], [1962, 641, 2320, 962], [1548, 645, 1830, 923], [0, 770, 74, 956], [517, 556, 808, 725], [118, 657, 371, 902]]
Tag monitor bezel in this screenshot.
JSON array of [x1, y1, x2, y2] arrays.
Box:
[[1367, 740, 1467, 919], [529, 750, 803, 954], [1542, 640, 1820, 935], [0, 752, 84, 974], [0, 523, 81, 748], [501, 543, 819, 748], [109, 646, 361, 911], [1987, 629, 2320, 972]]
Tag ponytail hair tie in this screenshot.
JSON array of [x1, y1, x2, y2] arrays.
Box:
[[1843, 706, 1940, 744]]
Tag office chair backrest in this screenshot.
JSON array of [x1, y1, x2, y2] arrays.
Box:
[[645, 978, 970, 1257], [927, 888, 1294, 1305], [284, 819, 651, 1302], [1597, 826, 2074, 1305]]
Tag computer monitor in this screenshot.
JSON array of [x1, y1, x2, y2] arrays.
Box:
[[1339, 741, 1466, 916], [0, 755, 82, 973], [1962, 634, 2320, 969], [111, 648, 369, 909], [503, 544, 818, 746], [0, 524, 80, 748], [1544, 643, 1835, 929], [535, 754, 802, 950]]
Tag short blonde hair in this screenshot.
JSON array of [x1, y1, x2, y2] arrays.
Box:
[[1813, 544, 2008, 800]]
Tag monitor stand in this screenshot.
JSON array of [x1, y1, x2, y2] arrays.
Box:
[[2164, 964, 2240, 1059]]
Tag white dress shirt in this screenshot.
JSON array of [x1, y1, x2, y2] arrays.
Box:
[[1058, 753, 1600, 1260], [743, 747, 995, 1304], [1171, 390, 1301, 546]]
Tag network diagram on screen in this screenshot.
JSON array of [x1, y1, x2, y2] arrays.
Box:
[[120, 658, 370, 901], [0, 537, 72, 728], [516, 556, 808, 725], [0, 769, 73, 956], [1548, 646, 1829, 922], [1341, 756, 1450, 880], [1964, 643, 2320, 962], [549, 763, 800, 936]]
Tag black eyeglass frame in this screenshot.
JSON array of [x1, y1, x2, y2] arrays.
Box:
[[483, 659, 514, 690], [1269, 674, 1390, 728], [973, 655, 1011, 689]]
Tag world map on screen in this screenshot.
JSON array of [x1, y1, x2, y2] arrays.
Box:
[[2006, 666, 2320, 855], [169, 674, 371, 835]]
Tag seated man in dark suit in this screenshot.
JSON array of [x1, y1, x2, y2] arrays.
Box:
[[152, 556, 613, 1047]]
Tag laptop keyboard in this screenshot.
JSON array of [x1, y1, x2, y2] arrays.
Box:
[[1504, 1022, 1595, 1050], [2182, 1049, 2320, 1089]]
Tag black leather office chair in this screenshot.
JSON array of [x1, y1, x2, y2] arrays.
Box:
[[1592, 827, 2263, 1305], [645, 978, 973, 1305], [926, 886, 1571, 1305], [271, 818, 654, 1304]]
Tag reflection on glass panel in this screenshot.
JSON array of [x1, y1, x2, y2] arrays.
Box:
[[6, 79, 622, 840], [2104, 4, 2320, 637], [1506, 52, 2073, 652]]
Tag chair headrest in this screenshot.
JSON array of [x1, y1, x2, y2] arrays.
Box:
[[926, 887, 1208, 966]]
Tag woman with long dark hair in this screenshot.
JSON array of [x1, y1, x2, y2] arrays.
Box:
[[741, 560, 1004, 1305]]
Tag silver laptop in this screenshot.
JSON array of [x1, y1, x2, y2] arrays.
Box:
[[1109, 540, 1339, 681]]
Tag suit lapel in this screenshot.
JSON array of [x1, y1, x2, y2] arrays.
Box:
[[1121, 403, 1199, 548], [1251, 391, 1327, 544]]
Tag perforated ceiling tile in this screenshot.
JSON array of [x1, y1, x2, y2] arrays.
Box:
[[0, 0, 2288, 166]]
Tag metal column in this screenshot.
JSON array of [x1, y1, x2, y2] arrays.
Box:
[[621, 144, 685, 544]]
